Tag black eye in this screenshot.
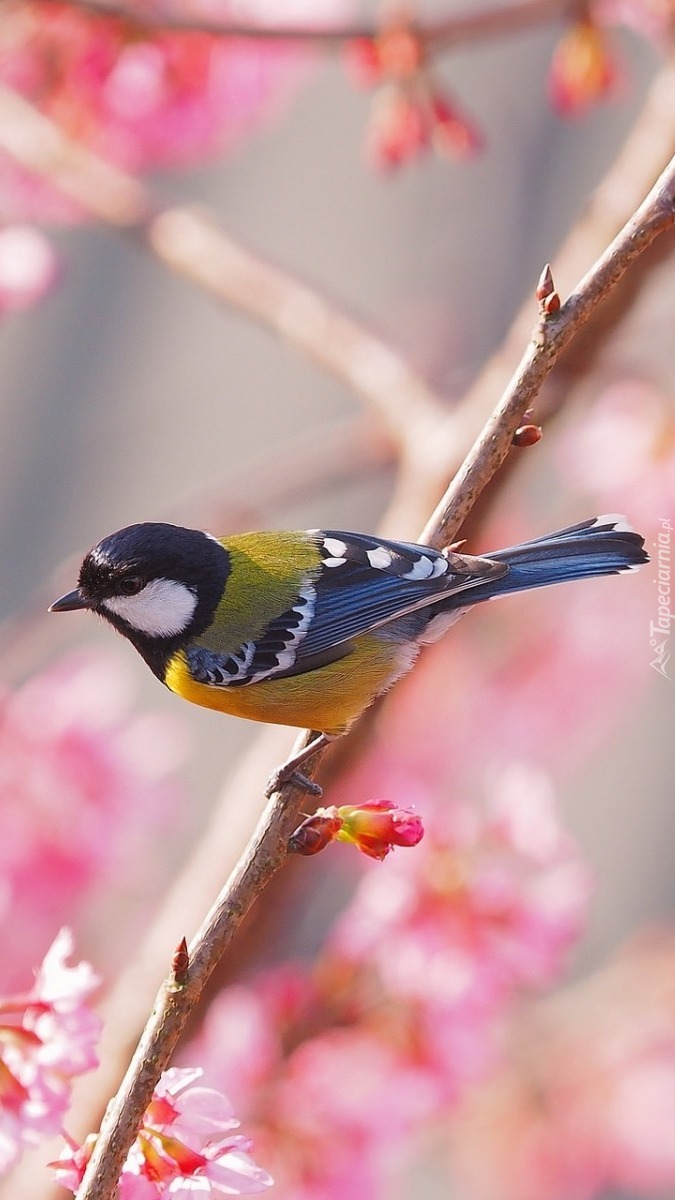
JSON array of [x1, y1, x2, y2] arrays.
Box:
[[119, 575, 144, 596]]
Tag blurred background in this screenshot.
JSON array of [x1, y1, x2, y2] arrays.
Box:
[[0, 0, 667, 949], [0, 1, 674, 1196]]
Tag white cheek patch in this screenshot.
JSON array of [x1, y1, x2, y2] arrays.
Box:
[[102, 578, 198, 638]]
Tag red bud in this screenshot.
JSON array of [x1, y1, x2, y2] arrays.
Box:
[[512, 424, 543, 448], [289, 808, 343, 856], [172, 937, 189, 984]]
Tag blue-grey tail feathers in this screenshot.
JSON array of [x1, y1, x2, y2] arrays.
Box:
[[461, 515, 648, 606]]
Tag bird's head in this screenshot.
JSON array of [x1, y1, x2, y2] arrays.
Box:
[[50, 523, 230, 668]]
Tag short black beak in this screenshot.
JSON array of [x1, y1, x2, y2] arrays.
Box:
[[48, 588, 91, 614]]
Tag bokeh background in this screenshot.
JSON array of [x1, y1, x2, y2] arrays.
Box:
[[0, 1, 674, 1196], [0, 3, 668, 950]]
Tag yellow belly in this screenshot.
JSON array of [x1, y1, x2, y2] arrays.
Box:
[[164, 636, 417, 735]]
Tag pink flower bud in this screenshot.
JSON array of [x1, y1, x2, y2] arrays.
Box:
[[548, 20, 617, 117], [366, 86, 428, 170], [429, 92, 483, 158], [337, 799, 424, 860]]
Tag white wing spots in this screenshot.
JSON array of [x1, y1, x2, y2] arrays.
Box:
[[102, 578, 198, 638], [401, 553, 448, 581], [367, 546, 393, 570], [321, 537, 348, 568]]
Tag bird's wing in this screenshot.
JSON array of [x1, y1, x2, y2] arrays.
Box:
[[295, 530, 505, 658], [186, 530, 506, 688]]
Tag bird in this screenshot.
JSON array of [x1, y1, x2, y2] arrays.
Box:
[[50, 515, 647, 793]]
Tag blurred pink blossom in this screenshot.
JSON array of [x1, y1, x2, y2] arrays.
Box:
[[345, 19, 481, 170], [0, 0, 350, 222], [596, 0, 675, 42], [259, 1028, 441, 1200], [448, 938, 675, 1200], [548, 19, 618, 116], [558, 380, 675, 526], [0, 652, 186, 989], [0, 928, 100, 1174], [0, 225, 58, 312], [330, 770, 590, 1064], [185, 769, 589, 1199]]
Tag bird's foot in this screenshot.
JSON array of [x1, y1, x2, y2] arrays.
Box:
[[264, 732, 337, 798], [265, 767, 323, 799]]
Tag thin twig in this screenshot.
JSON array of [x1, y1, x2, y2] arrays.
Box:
[[0, 84, 446, 446], [420, 142, 675, 545], [33, 0, 573, 49], [73, 151, 675, 1200]]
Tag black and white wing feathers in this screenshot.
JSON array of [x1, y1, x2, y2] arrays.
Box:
[[186, 530, 506, 687]]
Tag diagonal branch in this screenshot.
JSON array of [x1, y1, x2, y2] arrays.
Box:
[[73, 149, 675, 1200], [35, 0, 573, 49], [0, 84, 446, 446], [420, 152, 675, 546]]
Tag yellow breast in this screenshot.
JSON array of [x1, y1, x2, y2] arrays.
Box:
[[164, 636, 417, 735]]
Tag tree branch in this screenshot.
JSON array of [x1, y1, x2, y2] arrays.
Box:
[[420, 149, 675, 546], [0, 84, 446, 446], [72, 149, 675, 1200], [34, 0, 573, 50]]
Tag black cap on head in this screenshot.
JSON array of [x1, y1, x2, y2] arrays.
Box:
[[80, 522, 228, 601], [52, 523, 231, 679]]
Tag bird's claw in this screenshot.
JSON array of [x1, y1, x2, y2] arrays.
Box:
[[265, 767, 323, 799]]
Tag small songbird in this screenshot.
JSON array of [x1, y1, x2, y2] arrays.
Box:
[[50, 516, 647, 790]]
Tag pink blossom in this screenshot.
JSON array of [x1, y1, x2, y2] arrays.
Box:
[[365, 84, 429, 170], [54, 1067, 272, 1197], [336, 798, 424, 859], [595, 0, 675, 42], [363, 81, 480, 171], [429, 91, 483, 159], [0, 652, 186, 989], [327, 771, 590, 1098], [0, 929, 100, 1173], [548, 19, 618, 116], [186, 971, 314, 1114], [332, 770, 589, 994], [290, 799, 424, 859], [344, 15, 480, 170], [185, 773, 590, 1198], [0, 0, 350, 223], [557, 380, 675, 527], [261, 1029, 441, 1200], [447, 938, 675, 1200], [0, 225, 58, 312]]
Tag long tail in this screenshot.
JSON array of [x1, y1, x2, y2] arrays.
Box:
[[461, 515, 648, 605]]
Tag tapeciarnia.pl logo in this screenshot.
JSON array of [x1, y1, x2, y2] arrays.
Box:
[[650, 517, 672, 679]]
